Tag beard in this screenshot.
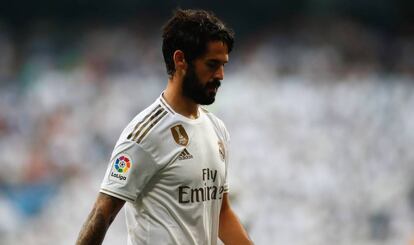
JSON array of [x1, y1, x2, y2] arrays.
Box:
[[182, 64, 221, 105]]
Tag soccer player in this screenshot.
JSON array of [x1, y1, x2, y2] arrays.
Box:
[[76, 9, 253, 245]]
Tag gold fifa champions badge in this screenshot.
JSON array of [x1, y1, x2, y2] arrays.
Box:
[[171, 125, 189, 146]]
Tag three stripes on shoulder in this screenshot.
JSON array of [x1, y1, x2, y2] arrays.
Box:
[[127, 105, 168, 144]]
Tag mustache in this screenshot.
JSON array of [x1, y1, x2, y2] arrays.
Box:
[[205, 79, 221, 89]]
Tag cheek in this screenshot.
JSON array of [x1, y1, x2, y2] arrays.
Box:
[[197, 70, 214, 83], [193, 62, 214, 83]]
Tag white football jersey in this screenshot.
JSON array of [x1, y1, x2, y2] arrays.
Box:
[[100, 94, 230, 245]]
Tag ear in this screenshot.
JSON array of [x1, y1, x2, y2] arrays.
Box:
[[173, 50, 187, 74]]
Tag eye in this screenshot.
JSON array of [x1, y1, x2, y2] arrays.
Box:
[[206, 61, 219, 69], [206, 61, 225, 71]]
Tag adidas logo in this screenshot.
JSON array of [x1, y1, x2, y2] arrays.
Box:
[[178, 149, 193, 160]]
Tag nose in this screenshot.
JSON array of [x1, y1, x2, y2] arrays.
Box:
[[213, 65, 224, 80]]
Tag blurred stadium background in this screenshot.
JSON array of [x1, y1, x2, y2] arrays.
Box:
[[1, 0, 414, 244]]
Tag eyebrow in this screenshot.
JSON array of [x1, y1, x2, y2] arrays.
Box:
[[206, 59, 228, 64]]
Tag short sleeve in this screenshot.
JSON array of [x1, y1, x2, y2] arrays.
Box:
[[100, 140, 159, 203]]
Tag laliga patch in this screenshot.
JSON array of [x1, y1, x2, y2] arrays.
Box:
[[109, 154, 132, 183]]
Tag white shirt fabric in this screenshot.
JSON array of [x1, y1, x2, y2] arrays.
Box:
[[100, 94, 230, 245]]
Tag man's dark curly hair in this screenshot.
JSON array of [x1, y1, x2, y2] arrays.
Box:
[[162, 9, 235, 76]]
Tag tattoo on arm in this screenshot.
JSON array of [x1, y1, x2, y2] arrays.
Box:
[[76, 194, 125, 245], [77, 206, 106, 245]]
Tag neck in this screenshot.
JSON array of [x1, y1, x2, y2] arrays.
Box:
[[163, 77, 199, 119]]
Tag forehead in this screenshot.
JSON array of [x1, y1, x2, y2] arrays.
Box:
[[200, 41, 229, 62]]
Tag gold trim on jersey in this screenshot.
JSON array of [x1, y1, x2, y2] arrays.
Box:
[[200, 107, 209, 114], [136, 110, 168, 144], [160, 97, 174, 114], [127, 105, 166, 142], [127, 105, 161, 140], [132, 107, 165, 141]]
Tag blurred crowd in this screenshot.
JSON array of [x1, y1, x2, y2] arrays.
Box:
[[0, 17, 414, 244]]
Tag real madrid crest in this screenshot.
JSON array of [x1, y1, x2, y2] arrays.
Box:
[[218, 140, 225, 161], [171, 124, 189, 146]]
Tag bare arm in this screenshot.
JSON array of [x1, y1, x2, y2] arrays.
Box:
[[76, 192, 125, 245], [219, 193, 253, 245]]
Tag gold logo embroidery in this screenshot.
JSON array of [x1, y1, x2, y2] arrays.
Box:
[[171, 125, 189, 146], [218, 140, 225, 161]]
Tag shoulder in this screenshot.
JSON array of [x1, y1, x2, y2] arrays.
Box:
[[201, 107, 230, 142], [125, 103, 168, 143], [119, 99, 174, 146], [116, 98, 182, 164]]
